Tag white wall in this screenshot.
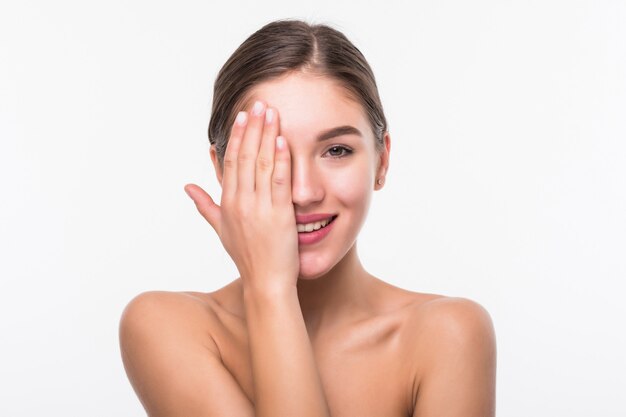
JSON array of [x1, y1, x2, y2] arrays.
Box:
[[1, 1, 624, 415]]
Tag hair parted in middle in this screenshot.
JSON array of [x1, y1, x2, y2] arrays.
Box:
[[208, 19, 388, 170]]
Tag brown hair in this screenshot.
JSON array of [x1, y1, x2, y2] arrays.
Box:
[[208, 19, 388, 169]]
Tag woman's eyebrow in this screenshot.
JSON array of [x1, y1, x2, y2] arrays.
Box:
[[317, 125, 362, 142]]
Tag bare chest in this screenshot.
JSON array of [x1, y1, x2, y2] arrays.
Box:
[[211, 307, 414, 417]]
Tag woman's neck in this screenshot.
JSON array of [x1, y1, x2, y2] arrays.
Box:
[[296, 243, 377, 340]]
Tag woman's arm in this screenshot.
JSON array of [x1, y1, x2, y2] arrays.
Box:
[[119, 288, 331, 417], [183, 101, 331, 416], [243, 285, 331, 417], [411, 297, 497, 417]]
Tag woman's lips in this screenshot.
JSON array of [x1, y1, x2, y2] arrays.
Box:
[[297, 215, 337, 245]]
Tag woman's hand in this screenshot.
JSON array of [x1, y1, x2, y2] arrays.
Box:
[[184, 101, 300, 293]]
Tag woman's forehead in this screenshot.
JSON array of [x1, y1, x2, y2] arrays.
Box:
[[244, 73, 369, 141]]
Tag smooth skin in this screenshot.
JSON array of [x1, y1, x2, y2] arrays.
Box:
[[119, 72, 497, 417]]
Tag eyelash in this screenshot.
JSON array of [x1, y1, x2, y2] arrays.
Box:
[[324, 145, 353, 159]]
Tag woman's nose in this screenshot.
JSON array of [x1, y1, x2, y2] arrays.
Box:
[[290, 159, 324, 207]]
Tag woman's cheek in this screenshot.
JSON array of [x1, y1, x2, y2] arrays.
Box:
[[330, 164, 374, 217]]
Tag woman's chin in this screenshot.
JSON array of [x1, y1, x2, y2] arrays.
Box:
[[297, 256, 332, 280], [297, 240, 354, 280], [297, 267, 326, 280]]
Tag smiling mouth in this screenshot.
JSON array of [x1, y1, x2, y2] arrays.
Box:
[[297, 215, 338, 233]]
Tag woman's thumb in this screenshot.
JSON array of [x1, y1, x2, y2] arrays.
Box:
[[184, 183, 221, 234]]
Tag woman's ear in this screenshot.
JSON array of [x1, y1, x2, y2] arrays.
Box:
[[209, 145, 224, 187], [374, 132, 391, 190]]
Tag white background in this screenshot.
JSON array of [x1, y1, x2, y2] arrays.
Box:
[[1, 1, 625, 416]]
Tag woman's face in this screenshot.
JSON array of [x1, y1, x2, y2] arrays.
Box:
[[214, 71, 390, 280]]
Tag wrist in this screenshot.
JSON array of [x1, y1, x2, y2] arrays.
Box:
[[242, 279, 297, 303]]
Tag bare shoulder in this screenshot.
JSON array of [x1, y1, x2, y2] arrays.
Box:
[[406, 295, 497, 417], [119, 290, 220, 354], [410, 295, 495, 340], [118, 290, 254, 416], [406, 295, 496, 366]]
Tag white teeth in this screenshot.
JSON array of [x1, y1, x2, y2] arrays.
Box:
[[297, 217, 332, 233]]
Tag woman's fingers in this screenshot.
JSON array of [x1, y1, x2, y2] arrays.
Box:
[[222, 111, 248, 201], [220, 100, 290, 209], [184, 183, 221, 235], [256, 107, 279, 203], [272, 136, 292, 206], [238, 100, 266, 194]]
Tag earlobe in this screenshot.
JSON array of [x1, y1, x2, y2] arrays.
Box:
[[375, 132, 391, 190], [209, 145, 224, 187]]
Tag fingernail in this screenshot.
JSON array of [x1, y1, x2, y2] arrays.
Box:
[[276, 136, 284, 150], [235, 111, 247, 126], [265, 108, 274, 124], [252, 100, 264, 115]]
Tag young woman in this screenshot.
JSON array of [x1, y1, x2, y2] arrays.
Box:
[[119, 19, 496, 417]]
